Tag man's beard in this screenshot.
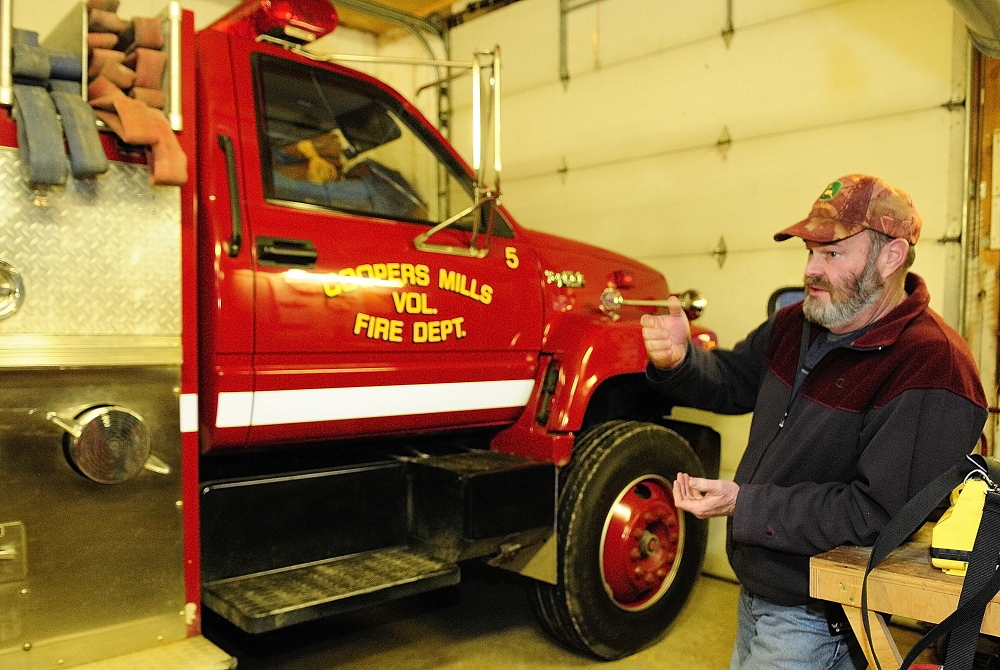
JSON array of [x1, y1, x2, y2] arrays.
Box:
[[802, 261, 884, 331]]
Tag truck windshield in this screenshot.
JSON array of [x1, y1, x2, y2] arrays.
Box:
[[255, 53, 477, 227]]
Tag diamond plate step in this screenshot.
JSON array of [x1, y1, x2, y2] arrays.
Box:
[[203, 546, 460, 633]]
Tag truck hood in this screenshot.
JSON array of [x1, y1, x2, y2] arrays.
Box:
[[522, 228, 719, 357], [522, 229, 668, 297]]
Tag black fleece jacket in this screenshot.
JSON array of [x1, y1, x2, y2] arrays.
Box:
[[648, 273, 987, 605]]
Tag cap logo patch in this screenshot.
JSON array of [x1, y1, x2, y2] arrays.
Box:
[[820, 181, 842, 200]]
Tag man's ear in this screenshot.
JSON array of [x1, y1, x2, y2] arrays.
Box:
[[879, 237, 909, 278]]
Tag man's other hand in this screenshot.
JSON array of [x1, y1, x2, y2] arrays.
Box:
[[673, 472, 738, 519]]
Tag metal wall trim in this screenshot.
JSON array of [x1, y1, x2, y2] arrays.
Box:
[[0, 614, 187, 670], [70, 635, 235, 670], [0, 0, 10, 106], [0, 335, 181, 367]]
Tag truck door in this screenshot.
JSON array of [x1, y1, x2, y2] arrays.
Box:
[[231, 47, 544, 445]]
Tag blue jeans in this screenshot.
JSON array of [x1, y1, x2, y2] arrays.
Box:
[[730, 588, 865, 670]]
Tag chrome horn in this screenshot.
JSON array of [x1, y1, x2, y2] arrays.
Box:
[[599, 287, 707, 321]]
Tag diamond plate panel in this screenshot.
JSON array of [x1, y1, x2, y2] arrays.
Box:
[[0, 147, 180, 336]]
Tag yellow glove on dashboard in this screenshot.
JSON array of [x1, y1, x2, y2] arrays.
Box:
[[296, 139, 337, 184]]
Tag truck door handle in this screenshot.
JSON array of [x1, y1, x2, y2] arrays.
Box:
[[256, 237, 318, 267], [217, 133, 243, 258]]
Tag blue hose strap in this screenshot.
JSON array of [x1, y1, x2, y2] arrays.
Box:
[[50, 91, 108, 179], [12, 83, 67, 186], [46, 49, 83, 81]]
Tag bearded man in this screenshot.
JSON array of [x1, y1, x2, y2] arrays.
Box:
[[641, 174, 987, 670]]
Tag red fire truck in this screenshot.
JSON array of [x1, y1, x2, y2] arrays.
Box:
[[0, 0, 719, 667]]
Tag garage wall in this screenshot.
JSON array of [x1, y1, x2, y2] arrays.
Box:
[[448, 0, 970, 580]]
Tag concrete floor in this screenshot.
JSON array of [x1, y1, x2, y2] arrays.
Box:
[[202, 567, 936, 669]]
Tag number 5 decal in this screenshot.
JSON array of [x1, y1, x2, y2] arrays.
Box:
[[505, 247, 519, 269]]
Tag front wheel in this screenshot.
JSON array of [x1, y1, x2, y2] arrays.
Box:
[[530, 420, 708, 660]]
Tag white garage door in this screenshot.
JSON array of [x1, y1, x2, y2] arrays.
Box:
[[450, 0, 969, 578]]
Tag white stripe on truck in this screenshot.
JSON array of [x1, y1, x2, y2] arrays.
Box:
[[214, 379, 535, 428]]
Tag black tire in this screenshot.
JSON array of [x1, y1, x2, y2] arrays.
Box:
[[530, 420, 708, 660]]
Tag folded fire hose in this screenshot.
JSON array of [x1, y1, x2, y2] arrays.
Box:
[[74, 2, 186, 186], [11, 28, 109, 185]]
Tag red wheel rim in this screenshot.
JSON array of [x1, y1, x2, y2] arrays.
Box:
[[599, 475, 684, 611]]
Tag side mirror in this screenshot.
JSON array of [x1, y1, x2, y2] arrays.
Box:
[[767, 287, 804, 317], [413, 193, 497, 259]]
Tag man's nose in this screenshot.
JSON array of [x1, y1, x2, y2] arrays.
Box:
[[805, 252, 823, 276]]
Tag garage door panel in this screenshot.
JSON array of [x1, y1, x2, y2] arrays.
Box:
[[502, 107, 956, 262], [452, 0, 955, 183]]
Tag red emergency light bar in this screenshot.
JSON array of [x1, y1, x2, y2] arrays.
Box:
[[210, 0, 338, 43]]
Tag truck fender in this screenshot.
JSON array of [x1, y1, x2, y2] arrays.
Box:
[[543, 315, 649, 433]]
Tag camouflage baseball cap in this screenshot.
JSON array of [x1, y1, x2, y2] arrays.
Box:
[[774, 174, 922, 245]]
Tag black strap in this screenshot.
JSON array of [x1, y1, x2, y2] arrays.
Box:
[[791, 321, 812, 397], [799, 321, 812, 367], [899, 566, 1000, 668], [931, 491, 1000, 670], [861, 454, 1000, 670]]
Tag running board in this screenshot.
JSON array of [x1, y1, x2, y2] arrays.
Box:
[[202, 546, 460, 633]]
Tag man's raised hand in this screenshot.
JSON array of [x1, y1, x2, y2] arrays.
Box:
[[641, 295, 690, 370]]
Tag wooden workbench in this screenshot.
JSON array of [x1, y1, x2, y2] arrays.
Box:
[[810, 526, 1000, 668]]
